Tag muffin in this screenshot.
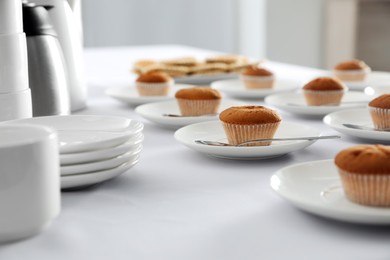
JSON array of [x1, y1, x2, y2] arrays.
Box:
[[219, 106, 282, 146], [333, 59, 371, 81], [368, 94, 390, 130], [135, 72, 173, 96], [240, 66, 275, 89], [302, 77, 346, 106], [175, 87, 221, 116], [335, 145, 390, 207]]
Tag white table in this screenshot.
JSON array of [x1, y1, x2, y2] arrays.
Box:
[[1, 45, 390, 260]]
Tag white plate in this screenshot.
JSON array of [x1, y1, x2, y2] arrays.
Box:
[[270, 159, 390, 224], [60, 133, 143, 165], [265, 91, 370, 116], [135, 99, 245, 129], [323, 108, 390, 141], [174, 121, 321, 160], [211, 78, 300, 99], [335, 71, 390, 91], [105, 84, 194, 106], [175, 73, 238, 85], [61, 146, 142, 176], [3, 115, 144, 153], [61, 155, 140, 190]]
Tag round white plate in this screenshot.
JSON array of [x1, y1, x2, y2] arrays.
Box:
[[105, 84, 194, 106], [135, 99, 246, 129], [61, 155, 140, 190], [265, 91, 371, 116], [174, 121, 321, 160], [61, 146, 142, 176], [334, 71, 390, 91], [175, 73, 238, 85], [60, 133, 143, 165], [323, 108, 390, 141], [270, 159, 390, 224], [3, 115, 144, 153], [211, 78, 300, 99]]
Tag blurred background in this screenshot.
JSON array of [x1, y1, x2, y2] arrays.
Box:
[[81, 0, 390, 70]]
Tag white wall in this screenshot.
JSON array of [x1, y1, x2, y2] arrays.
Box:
[[266, 0, 324, 68]]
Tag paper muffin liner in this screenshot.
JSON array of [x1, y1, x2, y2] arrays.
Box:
[[303, 89, 344, 106], [136, 80, 173, 96], [176, 99, 221, 116], [239, 75, 275, 89], [338, 168, 390, 207], [333, 68, 370, 81], [369, 107, 390, 130], [221, 122, 280, 146]]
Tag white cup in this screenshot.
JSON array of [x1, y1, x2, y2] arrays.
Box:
[[0, 124, 60, 243]]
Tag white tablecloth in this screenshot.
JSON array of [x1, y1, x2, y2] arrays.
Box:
[[1, 45, 390, 260]]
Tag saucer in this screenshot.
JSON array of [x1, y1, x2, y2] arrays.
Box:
[[335, 71, 390, 91], [61, 155, 140, 189], [265, 91, 370, 116], [174, 73, 238, 85], [211, 78, 300, 99], [105, 84, 193, 106], [4, 115, 144, 153], [323, 108, 390, 141], [60, 134, 143, 165], [61, 147, 141, 176], [174, 121, 321, 160], [135, 99, 245, 129], [270, 159, 390, 224]]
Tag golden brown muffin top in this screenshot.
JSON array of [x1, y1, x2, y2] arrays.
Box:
[[335, 145, 390, 174], [241, 66, 273, 77], [175, 87, 221, 100], [368, 94, 390, 109], [303, 77, 345, 91], [136, 72, 172, 83], [334, 59, 369, 70], [219, 106, 282, 125]]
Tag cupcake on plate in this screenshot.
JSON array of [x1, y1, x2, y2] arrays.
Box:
[[240, 66, 275, 89], [333, 59, 371, 82], [175, 87, 221, 116], [368, 94, 390, 130], [302, 77, 346, 106], [219, 106, 281, 146], [335, 144, 390, 207], [135, 72, 173, 96]]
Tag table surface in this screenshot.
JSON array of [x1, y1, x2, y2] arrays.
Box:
[[1, 45, 390, 260]]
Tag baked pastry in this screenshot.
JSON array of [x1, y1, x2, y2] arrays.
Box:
[[240, 66, 275, 89], [206, 55, 248, 65], [368, 94, 390, 130], [135, 72, 173, 96], [333, 59, 371, 81], [335, 144, 390, 207], [219, 106, 281, 146], [302, 77, 346, 106], [175, 87, 221, 116]]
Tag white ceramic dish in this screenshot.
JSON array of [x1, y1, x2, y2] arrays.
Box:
[[334, 71, 390, 91], [174, 73, 238, 85], [60, 133, 143, 165], [211, 78, 300, 99], [3, 115, 144, 153], [323, 108, 390, 141], [105, 84, 193, 106], [265, 91, 370, 116], [61, 155, 140, 189], [61, 146, 141, 176], [135, 99, 245, 129], [270, 159, 390, 224], [174, 121, 321, 160]]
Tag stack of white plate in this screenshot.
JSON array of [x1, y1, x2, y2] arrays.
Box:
[[3, 115, 144, 189]]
